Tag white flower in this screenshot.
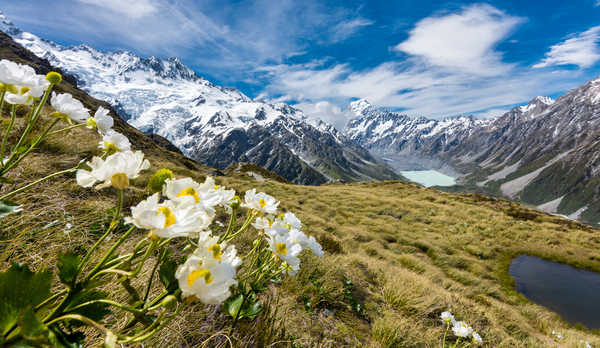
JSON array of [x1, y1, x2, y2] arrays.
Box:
[[452, 321, 473, 338], [88, 107, 113, 134], [76, 150, 150, 189], [99, 130, 131, 152], [3, 72, 49, 105], [472, 332, 482, 344], [163, 176, 234, 215], [268, 233, 302, 275], [125, 193, 211, 238], [441, 311, 455, 325], [176, 232, 241, 304], [242, 188, 279, 215], [252, 216, 274, 231], [288, 229, 323, 257], [0, 59, 36, 86], [51, 92, 89, 124], [283, 212, 302, 230]]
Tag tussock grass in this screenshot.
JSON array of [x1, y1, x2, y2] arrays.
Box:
[[3, 113, 600, 346]]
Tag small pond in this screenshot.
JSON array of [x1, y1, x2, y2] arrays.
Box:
[[509, 255, 600, 329], [400, 170, 456, 187]]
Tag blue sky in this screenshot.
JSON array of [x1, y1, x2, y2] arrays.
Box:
[[2, 0, 600, 128]]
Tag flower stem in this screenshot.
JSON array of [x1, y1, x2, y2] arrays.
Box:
[[143, 247, 167, 302], [0, 104, 16, 165], [0, 167, 76, 201], [218, 206, 238, 243], [76, 190, 124, 280], [47, 122, 87, 136], [86, 224, 136, 282]]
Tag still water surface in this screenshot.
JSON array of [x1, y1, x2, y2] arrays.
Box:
[[509, 255, 600, 328], [400, 170, 456, 187]]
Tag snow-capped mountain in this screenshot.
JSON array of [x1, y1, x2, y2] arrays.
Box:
[[343, 88, 600, 225], [0, 12, 398, 185], [344, 99, 490, 173], [447, 79, 600, 223]]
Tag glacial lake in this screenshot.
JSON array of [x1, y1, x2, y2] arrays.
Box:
[[400, 170, 456, 187], [509, 255, 600, 329]]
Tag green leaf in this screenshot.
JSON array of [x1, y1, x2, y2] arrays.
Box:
[[19, 307, 50, 344], [241, 300, 262, 320], [64, 289, 110, 325], [0, 200, 22, 219], [158, 258, 179, 292], [0, 263, 52, 336], [57, 251, 80, 287], [225, 294, 244, 318]]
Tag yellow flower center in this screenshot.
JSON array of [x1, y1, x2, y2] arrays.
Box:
[[103, 142, 120, 154], [207, 243, 222, 261], [19, 86, 30, 95], [214, 185, 220, 190], [86, 118, 98, 130], [177, 187, 200, 203], [259, 198, 267, 208], [187, 268, 213, 286], [275, 242, 287, 256], [157, 206, 176, 228], [110, 173, 129, 190]]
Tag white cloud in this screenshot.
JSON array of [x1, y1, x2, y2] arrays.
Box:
[[329, 17, 373, 43], [295, 101, 354, 130], [394, 4, 524, 76], [78, 0, 157, 19], [533, 26, 600, 69], [261, 59, 580, 126]]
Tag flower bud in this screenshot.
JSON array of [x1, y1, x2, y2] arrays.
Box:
[[162, 295, 178, 310], [230, 195, 241, 210], [110, 173, 129, 190], [147, 168, 173, 193], [0, 83, 5, 92], [46, 71, 62, 85]]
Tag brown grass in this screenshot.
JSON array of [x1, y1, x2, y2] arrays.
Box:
[[2, 111, 600, 347]]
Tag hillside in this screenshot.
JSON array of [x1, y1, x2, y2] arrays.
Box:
[[2, 33, 600, 347]]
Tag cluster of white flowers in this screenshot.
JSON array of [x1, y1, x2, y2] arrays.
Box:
[[176, 232, 241, 304], [440, 311, 482, 345], [126, 176, 233, 239], [0, 59, 49, 105], [250, 193, 323, 275]]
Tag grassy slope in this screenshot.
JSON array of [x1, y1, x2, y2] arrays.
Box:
[[3, 113, 600, 346]]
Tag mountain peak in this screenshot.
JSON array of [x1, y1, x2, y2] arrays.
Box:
[[519, 96, 555, 114], [348, 99, 373, 115], [0, 11, 21, 36]]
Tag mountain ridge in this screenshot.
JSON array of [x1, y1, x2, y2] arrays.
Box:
[[0, 12, 399, 185]]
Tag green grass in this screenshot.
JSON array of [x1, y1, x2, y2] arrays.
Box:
[[2, 96, 600, 347]]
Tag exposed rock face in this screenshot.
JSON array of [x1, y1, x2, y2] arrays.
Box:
[[0, 12, 399, 185], [345, 99, 489, 174]]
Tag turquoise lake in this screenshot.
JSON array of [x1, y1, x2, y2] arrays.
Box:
[[400, 170, 456, 187]]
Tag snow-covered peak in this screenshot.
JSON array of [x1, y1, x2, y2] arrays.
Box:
[[349, 99, 373, 116], [0, 11, 20, 36], [519, 96, 555, 114]]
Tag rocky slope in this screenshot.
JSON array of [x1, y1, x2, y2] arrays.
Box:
[[0, 12, 398, 185], [345, 85, 600, 224], [448, 83, 600, 223], [345, 99, 489, 174]]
